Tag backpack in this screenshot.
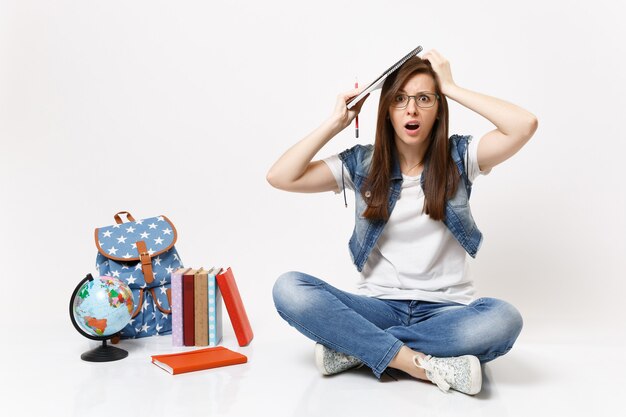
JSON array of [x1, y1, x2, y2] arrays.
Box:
[[95, 211, 184, 339]]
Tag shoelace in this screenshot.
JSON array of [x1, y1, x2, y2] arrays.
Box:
[[413, 355, 451, 392]]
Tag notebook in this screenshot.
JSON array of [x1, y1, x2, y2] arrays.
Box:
[[346, 45, 423, 109], [151, 346, 247, 375]]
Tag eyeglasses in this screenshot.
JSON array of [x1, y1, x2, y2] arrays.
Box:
[[391, 93, 439, 109]]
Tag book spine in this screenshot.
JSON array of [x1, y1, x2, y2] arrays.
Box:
[[208, 272, 222, 346], [216, 267, 253, 346], [182, 274, 195, 346], [194, 272, 209, 346], [171, 271, 184, 346]]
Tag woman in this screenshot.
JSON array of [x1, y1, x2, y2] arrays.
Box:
[[266, 49, 537, 395]]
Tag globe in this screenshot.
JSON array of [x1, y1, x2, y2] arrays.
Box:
[[69, 274, 135, 362], [71, 275, 134, 337]]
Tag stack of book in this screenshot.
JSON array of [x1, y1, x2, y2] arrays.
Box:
[[170, 267, 221, 347], [170, 267, 253, 347]]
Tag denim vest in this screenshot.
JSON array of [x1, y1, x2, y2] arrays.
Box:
[[338, 134, 483, 272]]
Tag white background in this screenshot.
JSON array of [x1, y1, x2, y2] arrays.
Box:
[[1, 1, 625, 415]]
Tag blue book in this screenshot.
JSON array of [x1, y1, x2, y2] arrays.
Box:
[[208, 267, 223, 346]]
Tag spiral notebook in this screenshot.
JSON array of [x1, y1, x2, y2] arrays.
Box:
[[346, 45, 423, 109]]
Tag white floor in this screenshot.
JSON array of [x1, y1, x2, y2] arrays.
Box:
[[3, 314, 624, 417]]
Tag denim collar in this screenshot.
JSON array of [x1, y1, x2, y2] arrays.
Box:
[[390, 148, 427, 184], [390, 148, 403, 181]]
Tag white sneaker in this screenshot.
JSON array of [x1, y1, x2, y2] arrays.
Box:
[[414, 354, 482, 395], [315, 343, 363, 376]]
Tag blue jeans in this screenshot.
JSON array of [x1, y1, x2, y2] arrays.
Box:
[[272, 271, 523, 379]]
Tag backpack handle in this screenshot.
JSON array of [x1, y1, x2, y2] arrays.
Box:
[[114, 211, 136, 224]]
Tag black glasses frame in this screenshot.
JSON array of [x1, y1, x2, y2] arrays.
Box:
[[391, 93, 440, 109]]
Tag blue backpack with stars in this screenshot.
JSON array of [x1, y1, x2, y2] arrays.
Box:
[[95, 211, 184, 340]]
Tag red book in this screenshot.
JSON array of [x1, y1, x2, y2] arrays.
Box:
[[216, 267, 253, 346], [182, 269, 198, 346], [151, 346, 247, 375]]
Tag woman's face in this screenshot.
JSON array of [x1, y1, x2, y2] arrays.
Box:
[[388, 73, 439, 150]]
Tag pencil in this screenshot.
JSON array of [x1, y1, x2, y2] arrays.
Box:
[[354, 79, 359, 138]]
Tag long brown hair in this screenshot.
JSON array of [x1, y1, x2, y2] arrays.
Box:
[[361, 56, 459, 221]]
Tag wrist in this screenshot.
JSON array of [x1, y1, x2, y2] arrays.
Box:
[[324, 116, 344, 136], [441, 82, 459, 98]]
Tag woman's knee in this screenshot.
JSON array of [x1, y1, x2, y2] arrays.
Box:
[[490, 298, 524, 339], [272, 271, 316, 313], [478, 298, 524, 346], [466, 298, 524, 347], [272, 271, 297, 306]]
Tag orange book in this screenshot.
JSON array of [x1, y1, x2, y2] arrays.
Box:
[[216, 267, 253, 346], [151, 346, 247, 375]]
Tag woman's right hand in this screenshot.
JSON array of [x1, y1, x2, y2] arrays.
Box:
[[330, 88, 369, 132], [266, 87, 369, 193]]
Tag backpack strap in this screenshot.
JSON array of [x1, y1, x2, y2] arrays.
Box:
[[135, 240, 154, 284], [131, 289, 145, 319], [151, 288, 172, 314], [114, 211, 136, 224]]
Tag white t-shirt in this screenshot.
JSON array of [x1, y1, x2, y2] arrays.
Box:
[[323, 137, 490, 305]]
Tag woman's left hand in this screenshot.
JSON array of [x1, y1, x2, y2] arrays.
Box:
[[422, 49, 456, 96]]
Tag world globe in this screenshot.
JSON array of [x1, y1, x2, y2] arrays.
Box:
[[72, 275, 134, 337], [70, 274, 134, 362]]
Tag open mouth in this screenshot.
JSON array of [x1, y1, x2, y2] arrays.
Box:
[[405, 122, 420, 131]]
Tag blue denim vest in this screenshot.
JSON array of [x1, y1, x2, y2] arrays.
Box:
[[338, 134, 483, 272]]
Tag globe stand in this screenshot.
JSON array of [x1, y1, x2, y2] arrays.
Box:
[[70, 274, 130, 362], [81, 339, 128, 362]]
